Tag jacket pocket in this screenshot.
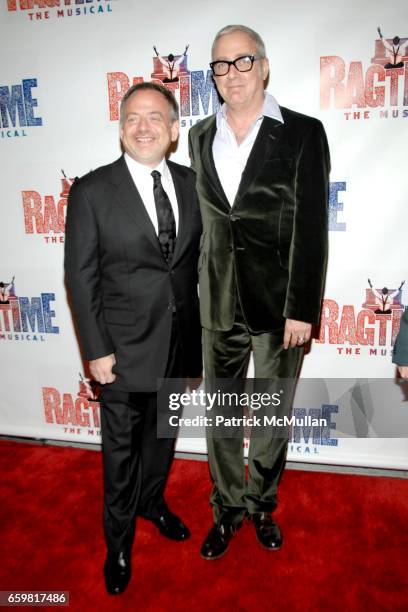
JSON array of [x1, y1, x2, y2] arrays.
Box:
[[103, 308, 136, 326]]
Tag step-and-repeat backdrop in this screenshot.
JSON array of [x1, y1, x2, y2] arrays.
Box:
[[1, 0, 407, 469]]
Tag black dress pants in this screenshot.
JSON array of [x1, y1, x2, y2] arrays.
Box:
[[100, 315, 182, 554]]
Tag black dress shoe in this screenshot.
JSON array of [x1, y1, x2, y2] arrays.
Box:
[[104, 551, 131, 595], [151, 507, 191, 541], [250, 512, 283, 550], [200, 522, 241, 560]]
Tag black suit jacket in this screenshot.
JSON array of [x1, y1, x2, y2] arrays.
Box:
[[188, 106, 330, 333], [64, 155, 202, 392]]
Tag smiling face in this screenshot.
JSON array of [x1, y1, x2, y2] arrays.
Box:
[[212, 30, 269, 111], [120, 89, 179, 168]]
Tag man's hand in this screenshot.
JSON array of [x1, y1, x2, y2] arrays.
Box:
[[283, 319, 312, 349], [398, 365, 408, 380], [187, 375, 203, 392], [89, 353, 117, 385]]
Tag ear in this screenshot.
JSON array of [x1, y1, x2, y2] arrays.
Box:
[[170, 120, 180, 142], [261, 57, 269, 81]]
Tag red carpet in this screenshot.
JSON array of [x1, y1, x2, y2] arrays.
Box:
[[0, 439, 407, 611]]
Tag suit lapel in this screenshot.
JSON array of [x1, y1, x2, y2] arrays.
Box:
[[198, 118, 230, 212], [109, 156, 162, 255], [233, 116, 283, 207], [168, 162, 191, 265]]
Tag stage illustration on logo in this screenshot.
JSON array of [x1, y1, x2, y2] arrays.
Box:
[[153, 45, 189, 83], [78, 372, 100, 401], [376, 28, 408, 70], [366, 279, 405, 315], [0, 276, 16, 304]]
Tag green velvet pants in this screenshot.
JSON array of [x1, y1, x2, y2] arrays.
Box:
[[203, 300, 303, 525]]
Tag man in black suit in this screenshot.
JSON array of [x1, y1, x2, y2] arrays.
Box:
[[189, 25, 330, 559], [65, 82, 202, 594]]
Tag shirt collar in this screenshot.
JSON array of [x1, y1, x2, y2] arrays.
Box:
[[124, 153, 168, 179], [216, 91, 284, 128], [262, 92, 283, 123]]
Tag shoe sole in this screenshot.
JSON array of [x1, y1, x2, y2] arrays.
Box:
[[255, 533, 283, 551], [200, 546, 229, 561]]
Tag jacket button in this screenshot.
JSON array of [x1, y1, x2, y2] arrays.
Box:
[[230, 214, 239, 222]]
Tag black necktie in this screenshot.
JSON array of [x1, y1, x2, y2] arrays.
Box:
[[151, 170, 176, 264]]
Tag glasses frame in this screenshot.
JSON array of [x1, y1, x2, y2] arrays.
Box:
[[209, 54, 262, 77]]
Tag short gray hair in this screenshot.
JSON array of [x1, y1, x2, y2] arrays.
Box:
[[119, 81, 179, 125], [211, 25, 267, 59]]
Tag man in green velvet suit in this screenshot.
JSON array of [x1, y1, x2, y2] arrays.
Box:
[[188, 24, 330, 559]]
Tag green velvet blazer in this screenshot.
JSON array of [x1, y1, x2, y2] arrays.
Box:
[[188, 106, 330, 333]]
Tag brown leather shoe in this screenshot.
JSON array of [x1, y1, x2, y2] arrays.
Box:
[[250, 512, 283, 550], [200, 522, 241, 560]]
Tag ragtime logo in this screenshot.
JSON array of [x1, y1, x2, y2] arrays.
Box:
[[316, 281, 405, 357], [329, 181, 346, 231], [0, 277, 59, 342], [6, 0, 114, 21], [320, 27, 408, 120], [0, 79, 42, 138], [289, 405, 338, 455], [23, 171, 73, 243], [43, 375, 101, 437], [108, 46, 220, 128]]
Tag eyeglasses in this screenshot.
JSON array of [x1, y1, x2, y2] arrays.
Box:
[[209, 55, 262, 76]]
